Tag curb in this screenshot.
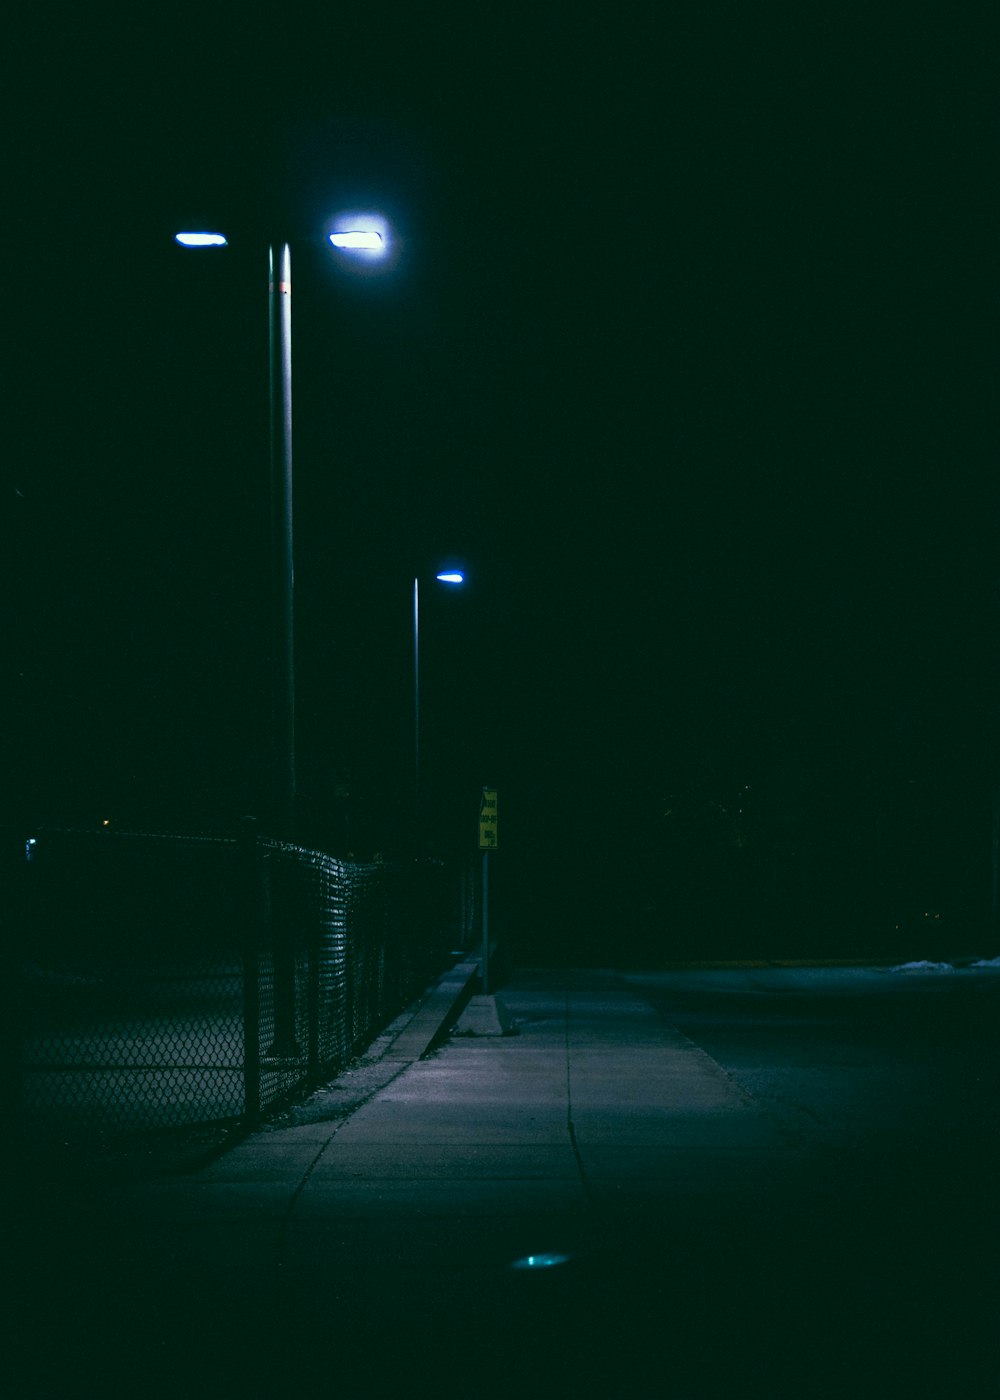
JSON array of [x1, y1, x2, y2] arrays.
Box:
[[384, 956, 481, 1060], [251, 954, 483, 1133], [650, 954, 992, 970]]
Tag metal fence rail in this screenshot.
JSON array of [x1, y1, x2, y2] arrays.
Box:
[[8, 825, 465, 1147]]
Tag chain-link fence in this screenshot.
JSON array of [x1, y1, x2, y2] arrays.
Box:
[[5, 824, 469, 1154]]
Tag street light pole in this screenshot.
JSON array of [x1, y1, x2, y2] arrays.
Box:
[[265, 240, 302, 1057], [413, 575, 421, 838], [413, 570, 464, 850], [269, 241, 295, 842]]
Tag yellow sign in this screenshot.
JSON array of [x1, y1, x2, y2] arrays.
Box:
[[478, 788, 498, 849]]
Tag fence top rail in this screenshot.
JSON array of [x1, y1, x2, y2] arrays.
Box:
[[26, 825, 239, 848], [15, 825, 450, 878]]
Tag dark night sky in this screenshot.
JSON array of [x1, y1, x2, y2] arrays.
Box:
[[6, 5, 998, 936]]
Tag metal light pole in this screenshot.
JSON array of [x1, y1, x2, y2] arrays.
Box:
[[261, 240, 301, 1055], [269, 241, 295, 842], [413, 570, 464, 847], [414, 575, 421, 832]]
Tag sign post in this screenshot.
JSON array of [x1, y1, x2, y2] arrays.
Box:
[[478, 787, 498, 994]]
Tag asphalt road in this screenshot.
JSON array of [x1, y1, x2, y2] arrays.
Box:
[[624, 963, 1000, 1159], [625, 963, 1000, 1394]]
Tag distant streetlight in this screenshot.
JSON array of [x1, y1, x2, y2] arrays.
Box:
[[414, 570, 465, 842], [175, 215, 394, 842]]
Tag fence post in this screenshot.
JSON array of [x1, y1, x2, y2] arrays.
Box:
[[239, 817, 263, 1127], [268, 852, 302, 1060]]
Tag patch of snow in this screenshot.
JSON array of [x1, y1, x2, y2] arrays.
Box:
[[889, 960, 955, 973], [971, 955, 1000, 968]]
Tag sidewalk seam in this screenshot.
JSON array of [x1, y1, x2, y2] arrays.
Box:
[[275, 1059, 413, 1252], [564, 977, 601, 1219], [272, 957, 479, 1251]]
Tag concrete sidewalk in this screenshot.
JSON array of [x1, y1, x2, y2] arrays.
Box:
[[11, 962, 841, 1400], [22, 962, 966, 1398]]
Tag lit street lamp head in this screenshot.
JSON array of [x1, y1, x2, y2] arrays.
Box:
[[174, 232, 228, 247], [327, 212, 392, 264], [329, 230, 384, 251]]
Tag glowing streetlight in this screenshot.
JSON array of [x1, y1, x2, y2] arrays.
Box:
[[328, 213, 391, 261], [174, 232, 228, 247], [175, 214, 394, 842], [329, 230, 383, 251]]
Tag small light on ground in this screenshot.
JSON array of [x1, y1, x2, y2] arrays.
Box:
[[509, 1253, 573, 1271]]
